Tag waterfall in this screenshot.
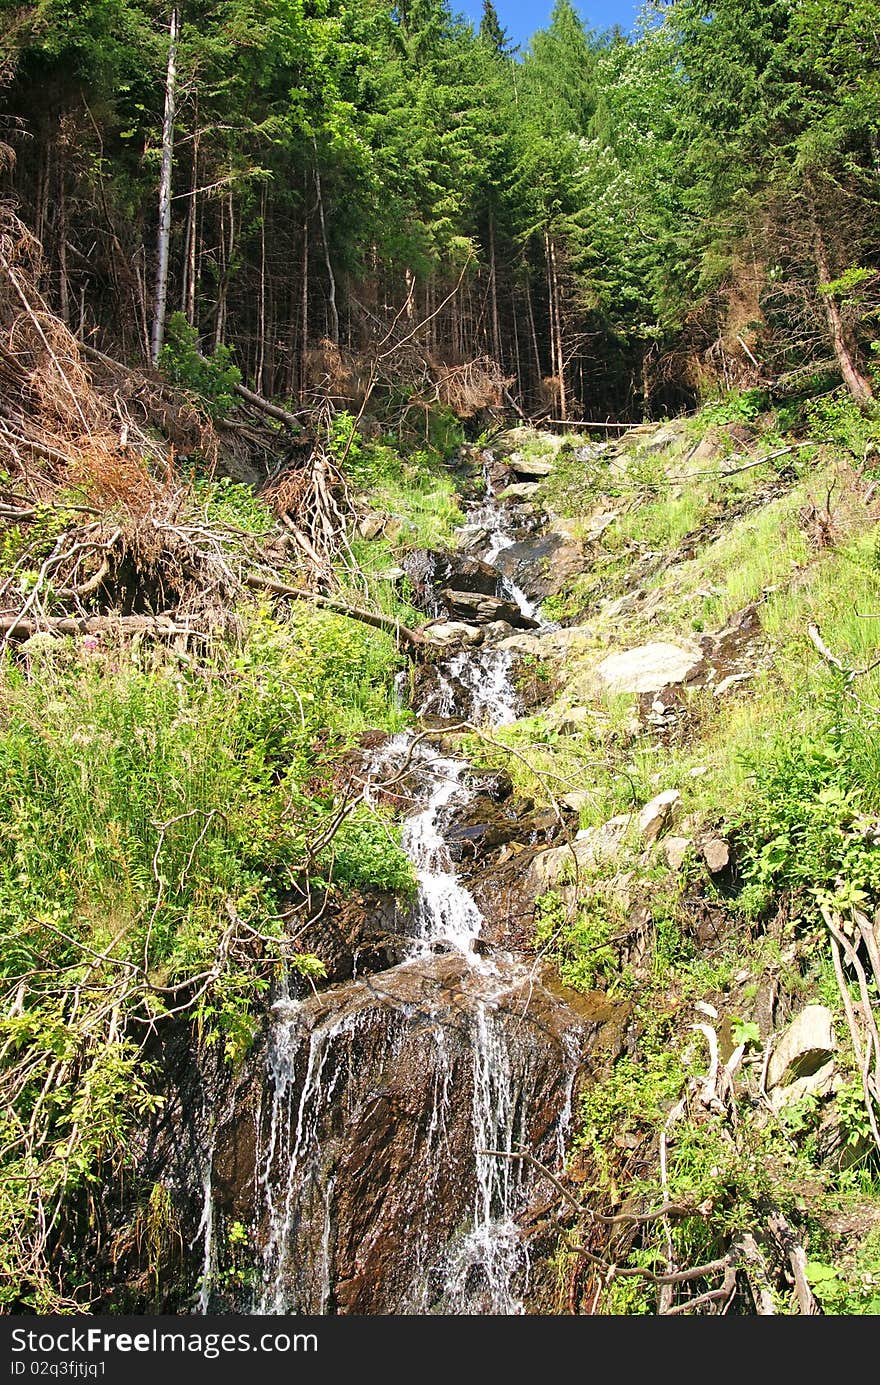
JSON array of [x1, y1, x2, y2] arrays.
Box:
[[233, 466, 580, 1316]]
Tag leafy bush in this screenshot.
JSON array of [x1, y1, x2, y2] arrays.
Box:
[[158, 312, 242, 421], [805, 388, 880, 458], [191, 476, 276, 536], [733, 700, 880, 922]]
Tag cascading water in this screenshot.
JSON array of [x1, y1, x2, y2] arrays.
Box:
[[237, 465, 581, 1316]]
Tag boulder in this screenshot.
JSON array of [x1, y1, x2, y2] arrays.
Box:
[[401, 549, 499, 614], [664, 836, 692, 871], [209, 953, 589, 1314], [637, 789, 681, 844], [700, 837, 730, 873], [636, 421, 687, 454], [509, 455, 554, 479], [439, 589, 539, 630], [422, 621, 483, 647], [767, 1005, 837, 1090], [498, 482, 541, 502], [596, 641, 703, 695], [357, 512, 388, 541], [493, 524, 585, 601], [527, 815, 633, 894], [584, 511, 617, 543], [769, 1060, 839, 1114]]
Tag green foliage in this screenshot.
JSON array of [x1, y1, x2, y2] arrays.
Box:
[[338, 435, 463, 550], [805, 1229, 880, 1314], [191, 476, 276, 536], [0, 607, 413, 1308], [158, 313, 241, 422], [0, 500, 78, 580], [536, 887, 625, 992], [734, 701, 880, 922], [805, 389, 880, 458], [689, 390, 769, 433]]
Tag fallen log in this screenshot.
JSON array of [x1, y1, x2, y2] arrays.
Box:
[[245, 573, 425, 655], [0, 613, 194, 639], [80, 339, 304, 434], [231, 380, 304, 432]]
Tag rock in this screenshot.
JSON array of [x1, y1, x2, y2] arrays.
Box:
[[439, 589, 539, 630], [636, 420, 687, 454], [357, 512, 388, 541], [553, 707, 593, 734], [664, 836, 692, 871], [767, 1005, 837, 1090], [684, 433, 725, 468], [526, 816, 633, 894], [209, 953, 588, 1314], [493, 525, 585, 601], [585, 511, 617, 543], [508, 624, 595, 658], [700, 836, 730, 873], [401, 549, 499, 614], [637, 789, 681, 844], [596, 641, 703, 695], [509, 455, 554, 479], [769, 1060, 839, 1114], [422, 621, 483, 647], [713, 672, 753, 697], [467, 768, 514, 802], [498, 482, 541, 501], [496, 631, 544, 656], [480, 619, 521, 644]]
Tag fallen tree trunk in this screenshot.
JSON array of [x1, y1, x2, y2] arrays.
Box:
[[245, 574, 425, 655], [80, 339, 305, 433], [231, 380, 304, 432], [1, 613, 193, 639]]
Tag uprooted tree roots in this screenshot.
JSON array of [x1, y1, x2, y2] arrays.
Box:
[[0, 206, 426, 657]]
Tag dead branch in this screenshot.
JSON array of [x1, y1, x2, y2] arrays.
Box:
[[244, 572, 424, 655], [0, 613, 196, 639], [807, 622, 880, 680], [230, 377, 304, 431]]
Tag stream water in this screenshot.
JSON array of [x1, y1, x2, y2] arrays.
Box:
[[202, 473, 583, 1315]]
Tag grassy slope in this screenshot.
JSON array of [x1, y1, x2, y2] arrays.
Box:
[[468, 394, 880, 1313]]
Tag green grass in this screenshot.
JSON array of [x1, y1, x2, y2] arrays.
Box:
[[0, 605, 414, 1309]]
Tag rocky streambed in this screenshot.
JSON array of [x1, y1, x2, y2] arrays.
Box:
[[186, 447, 607, 1315]]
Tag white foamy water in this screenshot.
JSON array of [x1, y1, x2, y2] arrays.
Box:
[[239, 461, 578, 1316]]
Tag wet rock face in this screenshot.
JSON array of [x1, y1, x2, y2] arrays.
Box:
[[209, 955, 588, 1315], [493, 526, 585, 603], [439, 588, 539, 629], [401, 549, 500, 614], [290, 887, 402, 982]]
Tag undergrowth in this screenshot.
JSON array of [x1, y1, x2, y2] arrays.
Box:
[[0, 605, 412, 1310]]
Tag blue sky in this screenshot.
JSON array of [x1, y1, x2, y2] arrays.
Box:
[[456, 0, 644, 48]]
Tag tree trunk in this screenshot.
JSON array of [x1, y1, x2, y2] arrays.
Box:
[[807, 186, 874, 409], [150, 5, 180, 366], [256, 182, 267, 391], [313, 155, 339, 345], [525, 271, 541, 394], [214, 192, 235, 351], [551, 237, 567, 419], [300, 208, 309, 399], [57, 163, 69, 325], [181, 117, 199, 324], [512, 291, 522, 399], [488, 209, 501, 366]]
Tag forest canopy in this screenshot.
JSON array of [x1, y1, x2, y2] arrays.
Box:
[[0, 0, 877, 417]]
